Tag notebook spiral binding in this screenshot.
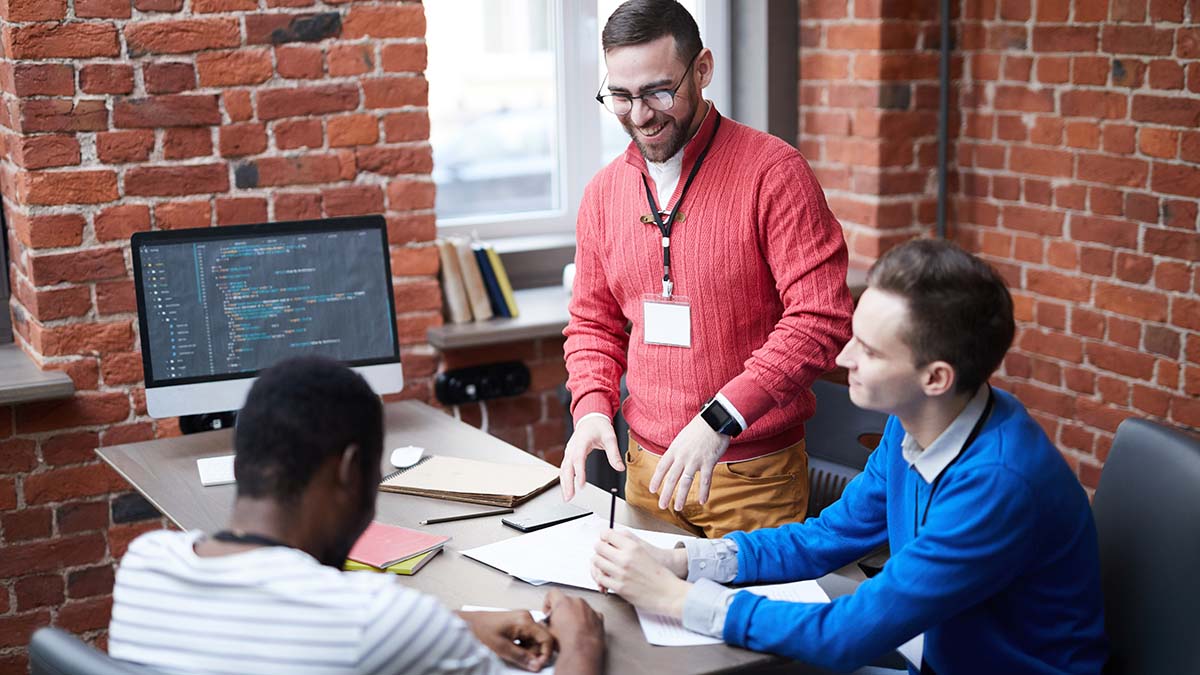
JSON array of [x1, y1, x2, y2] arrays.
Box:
[[381, 454, 433, 483]]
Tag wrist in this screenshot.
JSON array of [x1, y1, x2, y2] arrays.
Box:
[[670, 546, 689, 579], [668, 578, 692, 619], [699, 397, 742, 438]]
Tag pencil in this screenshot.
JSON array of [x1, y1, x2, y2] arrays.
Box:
[[609, 488, 618, 529], [419, 508, 514, 525]]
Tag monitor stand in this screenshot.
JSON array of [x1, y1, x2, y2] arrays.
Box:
[[179, 411, 237, 435]]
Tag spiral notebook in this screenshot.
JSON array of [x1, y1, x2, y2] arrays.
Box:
[[379, 455, 559, 507]]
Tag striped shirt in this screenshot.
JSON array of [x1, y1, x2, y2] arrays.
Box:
[[109, 530, 503, 675]]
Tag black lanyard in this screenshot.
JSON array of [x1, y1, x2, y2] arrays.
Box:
[[641, 113, 722, 298], [211, 529, 289, 548], [913, 388, 994, 537]]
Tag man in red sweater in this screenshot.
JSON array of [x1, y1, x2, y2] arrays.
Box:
[[561, 0, 853, 537]]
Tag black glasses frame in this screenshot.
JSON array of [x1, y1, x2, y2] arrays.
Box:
[[595, 53, 699, 116]]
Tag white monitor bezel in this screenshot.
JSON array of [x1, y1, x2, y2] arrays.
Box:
[[132, 216, 404, 418]]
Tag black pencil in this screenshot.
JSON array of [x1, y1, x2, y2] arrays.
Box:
[[609, 488, 617, 529], [419, 507, 513, 525]]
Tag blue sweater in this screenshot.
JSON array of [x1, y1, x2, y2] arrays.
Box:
[[724, 389, 1107, 674]]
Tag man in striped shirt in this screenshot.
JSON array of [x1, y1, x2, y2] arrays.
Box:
[[110, 356, 605, 674]]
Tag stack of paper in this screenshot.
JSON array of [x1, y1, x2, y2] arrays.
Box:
[[379, 455, 559, 507], [461, 515, 693, 591], [346, 521, 449, 575]]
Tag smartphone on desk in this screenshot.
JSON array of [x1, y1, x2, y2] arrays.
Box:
[[502, 504, 592, 532]]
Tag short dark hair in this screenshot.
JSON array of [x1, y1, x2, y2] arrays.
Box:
[[602, 0, 703, 62], [233, 356, 383, 502], [867, 239, 1015, 395]]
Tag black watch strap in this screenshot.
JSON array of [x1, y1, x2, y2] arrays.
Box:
[[701, 398, 743, 437]]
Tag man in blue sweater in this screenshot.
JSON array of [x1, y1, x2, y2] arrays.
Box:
[[591, 239, 1107, 674]]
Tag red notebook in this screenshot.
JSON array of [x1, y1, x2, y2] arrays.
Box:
[[347, 522, 451, 569]]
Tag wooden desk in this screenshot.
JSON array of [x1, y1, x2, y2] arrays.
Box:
[[98, 400, 850, 674]]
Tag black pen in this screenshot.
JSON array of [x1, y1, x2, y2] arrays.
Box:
[[419, 507, 514, 525], [609, 488, 618, 529]]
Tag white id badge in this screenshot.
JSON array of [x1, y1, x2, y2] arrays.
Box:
[[643, 294, 691, 347]]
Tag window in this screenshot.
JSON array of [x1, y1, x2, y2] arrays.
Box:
[[427, 0, 729, 240]]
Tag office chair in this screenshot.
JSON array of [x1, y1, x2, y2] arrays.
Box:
[[1092, 418, 1200, 675], [29, 628, 160, 675], [805, 379, 889, 515]]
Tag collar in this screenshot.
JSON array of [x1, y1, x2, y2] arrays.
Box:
[[645, 145, 684, 181], [901, 384, 991, 483], [623, 101, 720, 178]]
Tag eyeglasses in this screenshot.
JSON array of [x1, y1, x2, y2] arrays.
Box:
[[595, 54, 697, 116]]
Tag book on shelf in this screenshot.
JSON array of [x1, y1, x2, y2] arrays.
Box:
[[450, 237, 493, 322], [437, 238, 521, 322], [484, 244, 519, 318], [435, 238, 472, 324], [473, 244, 510, 318]]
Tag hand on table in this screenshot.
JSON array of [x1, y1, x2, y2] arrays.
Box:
[[560, 415, 622, 501], [459, 609, 554, 672], [542, 590, 605, 675], [591, 529, 692, 618], [650, 415, 730, 511]]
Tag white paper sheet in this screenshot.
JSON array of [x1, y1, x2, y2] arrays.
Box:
[[196, 455, 235, 486], [898, 633, 923, 669], [635, 579, 831, 647], [460, 606, 553, 675], [461, 515, 694, 592]]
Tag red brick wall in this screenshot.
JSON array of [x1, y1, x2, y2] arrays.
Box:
[[799, 0, 1200, 490], [438, 337, 571, 468], [0, 1, 444, 669]]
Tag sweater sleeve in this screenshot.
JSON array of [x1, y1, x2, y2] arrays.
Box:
[[718, 154, 854, 428], [726, 417, 895, 585], [723, 465, 1038, 672], [563, 178, 629, 423]]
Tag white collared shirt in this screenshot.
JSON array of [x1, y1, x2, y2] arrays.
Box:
[[901, 384, 992, 483], [645, 145, 684, 209]]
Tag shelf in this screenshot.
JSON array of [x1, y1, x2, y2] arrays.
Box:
[[426, 286, 571, 350], [426, 267, 869, 352], [0, 343, 75, 406]]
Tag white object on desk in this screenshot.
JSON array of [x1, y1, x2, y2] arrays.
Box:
[[635, 579, 830, 647], [389, 445, 425, 469], [461, 606, 554, 675], [461, 515, 694, 592], [196, 455, 235, 486]]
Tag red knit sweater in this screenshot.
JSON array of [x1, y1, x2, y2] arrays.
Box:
[[564, 107, 853, 462]]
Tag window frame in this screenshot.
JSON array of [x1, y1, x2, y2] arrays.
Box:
[[433, 0, 731, 241]]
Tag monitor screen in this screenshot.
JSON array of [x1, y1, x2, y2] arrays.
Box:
[[132, 216, 404, 418]]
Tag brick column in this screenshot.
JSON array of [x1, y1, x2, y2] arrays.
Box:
[[0, 1, 434, 668], [798, 0, 943, 266]]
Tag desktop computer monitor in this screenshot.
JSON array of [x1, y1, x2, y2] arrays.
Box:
[[132, 216, 404, 418]]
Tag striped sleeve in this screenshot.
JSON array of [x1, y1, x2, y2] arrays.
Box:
[[357, 584, 502, 675]]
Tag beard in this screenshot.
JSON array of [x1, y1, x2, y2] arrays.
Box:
[[621, 91, 699, 163], [623, 113, 688, 163]]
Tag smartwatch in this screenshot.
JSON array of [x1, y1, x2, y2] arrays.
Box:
[[700, 397, 743, 437]]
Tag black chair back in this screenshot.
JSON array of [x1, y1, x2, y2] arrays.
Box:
[[1092, 418, 1200, 675], [29, 628, 160, 675], [806, 379, 888, 514]]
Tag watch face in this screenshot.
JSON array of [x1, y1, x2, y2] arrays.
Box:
[[702, 400, 739, 436]]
